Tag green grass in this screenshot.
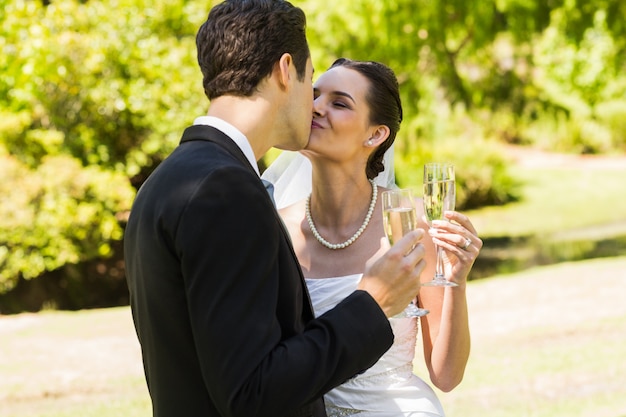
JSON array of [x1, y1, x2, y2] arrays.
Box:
[[0, 307, 151, 417], [2, 258, 626, 417], [414, 257, 626, 417], [466, 165, 626, 238]]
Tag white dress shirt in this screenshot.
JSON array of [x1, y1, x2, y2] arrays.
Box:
[[193, 116, 260, 176]]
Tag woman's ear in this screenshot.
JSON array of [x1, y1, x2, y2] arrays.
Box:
[[365, 125, 390, 147]]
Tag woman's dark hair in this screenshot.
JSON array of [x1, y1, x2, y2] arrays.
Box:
[[329, 58, 403, 179], [196, 0, 309, 100]]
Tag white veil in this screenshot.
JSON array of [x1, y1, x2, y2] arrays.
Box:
[[261, 147, 397, 210]]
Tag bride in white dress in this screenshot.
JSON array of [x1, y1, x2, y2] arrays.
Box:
[[263, 58, 481, 416]]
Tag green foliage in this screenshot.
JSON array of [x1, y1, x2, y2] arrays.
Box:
[[521, 8, 626, 153], [300, 0, 522, 210], [0, 0, 209, 293], [299, 0, 626, 203], [302, 0, 626, 155], [0, 152, 134, 292], [595, 99, 626, 149], [1, 0, 625, 297], [395, 113, 522, 210], [0, 0, 207, 175]]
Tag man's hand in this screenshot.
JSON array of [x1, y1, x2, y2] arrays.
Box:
[[357, 229, 426, 317]]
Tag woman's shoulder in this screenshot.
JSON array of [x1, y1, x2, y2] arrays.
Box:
[[278, 199, 305, 220], [278, 199, 307, 236]]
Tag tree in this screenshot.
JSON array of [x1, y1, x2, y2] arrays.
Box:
[[1, 0, 624, 298], [0, 0, 208, 292]]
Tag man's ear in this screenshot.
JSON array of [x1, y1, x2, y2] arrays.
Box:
[[366, 125, 391, 147], [275, 53, 293, 90]]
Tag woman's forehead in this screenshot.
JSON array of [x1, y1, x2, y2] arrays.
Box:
[[315, 67, 368, 96]]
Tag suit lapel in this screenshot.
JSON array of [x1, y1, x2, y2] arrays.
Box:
[[181, 125, 256, 174]]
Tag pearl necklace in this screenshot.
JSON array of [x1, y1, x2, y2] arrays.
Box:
[[305, 179, 377, 250]]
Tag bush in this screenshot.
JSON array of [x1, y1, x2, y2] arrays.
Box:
[[396, 140, 520, 210], [0, 0, 206, 175], [0, 0, 205, 294], [0, 152, 134, 293], [394, 106, 521, 210], [595, 99, 626, 151]]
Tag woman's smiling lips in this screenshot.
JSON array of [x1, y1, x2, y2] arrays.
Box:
[[311, 120, 323, 129]]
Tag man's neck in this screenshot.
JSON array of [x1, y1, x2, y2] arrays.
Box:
[[206, 95, 276, 161]]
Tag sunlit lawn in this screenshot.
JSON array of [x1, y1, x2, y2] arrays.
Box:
[[416, 257, 626, 417], [466, 165, 626, 238], [2, 257, 625, 417], [0, 307, 151, 417]]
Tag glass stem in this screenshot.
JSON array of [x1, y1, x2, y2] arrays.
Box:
[[435, 245, 445, 279]]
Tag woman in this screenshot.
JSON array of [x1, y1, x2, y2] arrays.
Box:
[[263, 58, 482, 416]]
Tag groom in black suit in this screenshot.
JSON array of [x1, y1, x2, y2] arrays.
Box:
[[124, 1, 426, 416]]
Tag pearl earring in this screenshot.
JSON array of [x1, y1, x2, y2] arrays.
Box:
[[366, 140, 373, 146]]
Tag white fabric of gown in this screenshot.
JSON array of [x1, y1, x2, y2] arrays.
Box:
[[306, 274, 445, 417]]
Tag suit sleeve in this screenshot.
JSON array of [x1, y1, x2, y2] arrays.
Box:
[[176, 166, 393, 416]]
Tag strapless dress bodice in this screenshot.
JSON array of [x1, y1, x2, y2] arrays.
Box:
[[306, 274, 445, 417]]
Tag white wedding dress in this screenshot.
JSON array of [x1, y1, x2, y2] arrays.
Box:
[[263, 151, 445, 416], [306, 274, 445, 417]]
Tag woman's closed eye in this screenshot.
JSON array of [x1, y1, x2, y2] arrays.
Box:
[[333, 100, 349, 108]]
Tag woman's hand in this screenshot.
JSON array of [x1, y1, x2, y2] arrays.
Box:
[[428, 211, 482, 286]]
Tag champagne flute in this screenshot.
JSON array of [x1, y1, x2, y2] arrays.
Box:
[[422, 163, 458, 287], [381, 188, 429, 317]]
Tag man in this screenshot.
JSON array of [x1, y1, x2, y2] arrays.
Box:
[[124, 1, 426, 416]]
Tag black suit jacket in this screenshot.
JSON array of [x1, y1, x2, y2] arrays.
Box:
[[124, 125, 393, 417]]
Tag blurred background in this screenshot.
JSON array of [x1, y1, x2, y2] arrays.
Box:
[[1, 0, 625, 415], [1, 0, 624, 312]]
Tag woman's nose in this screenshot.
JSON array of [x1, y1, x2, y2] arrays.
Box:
[[312, 98, 323, 117]]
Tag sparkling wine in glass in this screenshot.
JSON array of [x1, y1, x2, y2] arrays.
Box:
[[422, 163, 458, 287], [381, 188, 429, 317]]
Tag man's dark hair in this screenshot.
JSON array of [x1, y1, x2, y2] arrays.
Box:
[[197, 0, 309, 100], [329, 58, 403, 180]]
